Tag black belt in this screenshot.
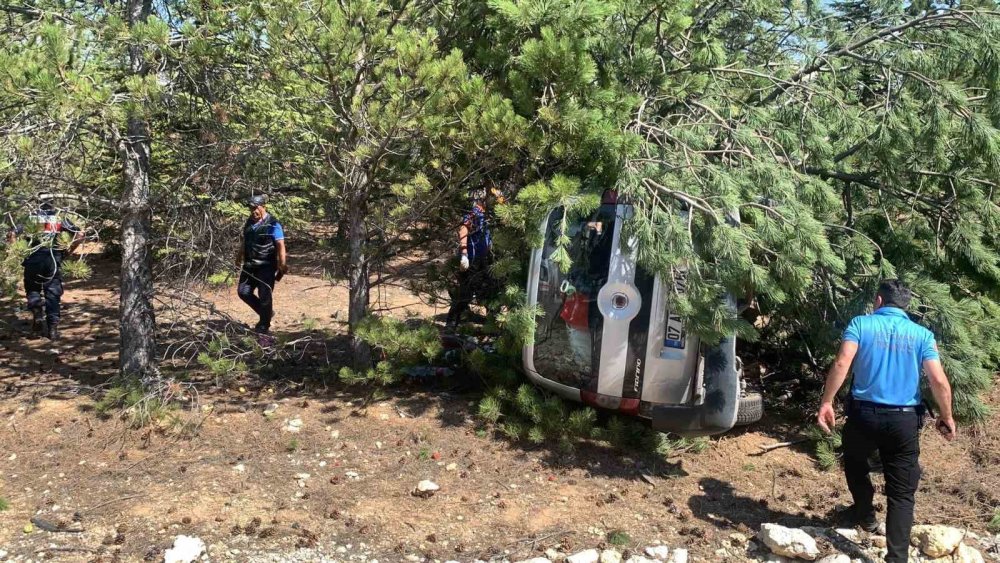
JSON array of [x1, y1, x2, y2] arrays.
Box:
[[852, 399, 918, 413]]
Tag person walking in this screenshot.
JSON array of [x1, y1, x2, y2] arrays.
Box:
[[7, 198, 83, 340], [445, 185, 500, 332], [236, 195, 287, 334], [817, 279, 956, 563]]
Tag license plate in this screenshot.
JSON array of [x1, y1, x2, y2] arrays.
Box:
[[663, 267, 688, 350], [664, 313, 685, 349]]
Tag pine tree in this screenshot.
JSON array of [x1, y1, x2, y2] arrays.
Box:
[[234, 0, 528, 370]]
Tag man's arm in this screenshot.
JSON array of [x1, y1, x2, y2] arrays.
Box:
[[924, 358, 956, 440], [817, 340, 859, 433], [275, 239, 288, 273], [458, 221, 470, 270]]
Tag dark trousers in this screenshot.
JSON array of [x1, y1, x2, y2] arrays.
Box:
[[843, 403, 923, 563], [446, 258, 495, 327], [23, 257, 63, 326], [238, 264, 276, 330]]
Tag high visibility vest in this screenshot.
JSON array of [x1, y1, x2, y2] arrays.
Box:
[[28, 211, 65, 248]]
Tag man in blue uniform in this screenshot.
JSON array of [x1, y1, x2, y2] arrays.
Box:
[[445, 185, 500, 331], [817, 279, 956, 563], [7, 199, 83, 340], [236, 195, 288, 334]]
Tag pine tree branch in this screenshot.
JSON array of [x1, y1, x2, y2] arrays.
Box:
[[757, 10, 962, 105]]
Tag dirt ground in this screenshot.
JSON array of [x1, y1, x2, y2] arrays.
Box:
[[1, 246, 998, 562]]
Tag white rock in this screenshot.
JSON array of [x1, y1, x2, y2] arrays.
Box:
[[515, 559, 552, 563], [263, 404, 278, 416], [295, 472, 311, 480], [413, 480, 440, 497], [815, 555, 850, 563], [600, 549, 622, 563], [644, 546, 670, 560], [233, 463, 245, 473], [758, 523, 820, 560], [446, 463, 458, 471], [954, 543, 986, 563], [331, 429, 340, 439], [567, 549, 600, 563], [163, 535, 206, 563], [283, 418, 304, 433], [911, 525, 966, 558], [346, 471, 360, 480], [546, 548, 566, 561], [624, 557, 658, 563], [666, 548, 687, 563]]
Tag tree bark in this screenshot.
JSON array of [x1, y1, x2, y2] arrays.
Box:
[[118, 0, 157, 379], [345, 179, 372, 371]]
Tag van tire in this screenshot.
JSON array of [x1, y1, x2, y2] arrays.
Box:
[[735, 392, 763, 426]]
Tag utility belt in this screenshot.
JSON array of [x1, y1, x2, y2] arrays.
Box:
[[846, 396, 925, 415]]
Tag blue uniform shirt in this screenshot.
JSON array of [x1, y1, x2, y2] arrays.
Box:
[[843, 307, 940, 406], [254, 214, 284, 241], [463, 204, 491, 262]]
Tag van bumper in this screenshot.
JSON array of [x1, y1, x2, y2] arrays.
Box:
[[649, 335, 740, 437]]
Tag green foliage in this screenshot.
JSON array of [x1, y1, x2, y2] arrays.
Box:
[[339, 362, 400, 387], [0, 497, 8, 511], [988, 508, 1000, 534], [94, 378, 173, 429], [196, 335, 249, 383], [356, 316, 441, 364], [207, 271, 235, 287], [607, 530, 631, 546], [60, 259, 92, 281], [807, 426, 843, 471], [286, 438, 300, 453]]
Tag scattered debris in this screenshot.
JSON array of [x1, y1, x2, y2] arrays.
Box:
[[30, 517, 83, 533]]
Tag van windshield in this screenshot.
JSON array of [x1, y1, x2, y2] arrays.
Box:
[[533, 205, 617, 391]]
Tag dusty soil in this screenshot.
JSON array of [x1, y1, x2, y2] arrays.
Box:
[[0, 246, 998, 562]]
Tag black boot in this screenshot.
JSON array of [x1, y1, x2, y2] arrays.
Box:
[[30, 307, 44, 335], [47, 323, 60, 341]]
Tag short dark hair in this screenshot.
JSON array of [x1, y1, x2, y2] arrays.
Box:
[[877, 279, 912, 310]]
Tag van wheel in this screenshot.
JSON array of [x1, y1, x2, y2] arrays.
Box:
[[735, 392, 763, 426]]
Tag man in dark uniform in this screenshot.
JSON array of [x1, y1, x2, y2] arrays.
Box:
[[445, 185, 500, 331], [236, 195, 287, 334], [817, 279, 956, 563], [7, 199, 83, 340]]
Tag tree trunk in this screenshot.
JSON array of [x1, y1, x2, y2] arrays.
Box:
[[345, 182, 372, 371], [118, 0, 157, 379]]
